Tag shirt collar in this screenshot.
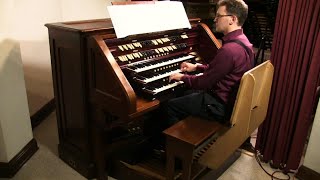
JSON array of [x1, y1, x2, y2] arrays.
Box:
[[222, 29, 244, 44]]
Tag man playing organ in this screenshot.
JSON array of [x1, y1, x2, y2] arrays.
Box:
[[167, 0, 254, 125]]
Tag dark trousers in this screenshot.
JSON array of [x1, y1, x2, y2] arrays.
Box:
[[167, 91, 227, 126]]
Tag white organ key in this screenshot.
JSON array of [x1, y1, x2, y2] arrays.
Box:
[[126, 54, 132, 60], [128, 54, 134, 60], [158, 48, 164, 53], [152, 81, 184, 94], [181, 34, 189, 39], [152, 40, 158, 45], [161, 38, 168, 42], [133, 53, 139, 58], [133, 43, 139, 47], [128, 44, 134, 49], [150, 72, 203, 94], [133, 55, 194, 73], [142, 69, 181, 83], [118, 56, 125, 62], [157, 39, 163, 44]]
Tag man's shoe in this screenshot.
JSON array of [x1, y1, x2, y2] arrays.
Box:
[[153, 145, 166, 161], [240, 142, 255, 153]]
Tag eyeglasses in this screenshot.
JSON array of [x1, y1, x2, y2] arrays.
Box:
[[215, 14, 233, 19]]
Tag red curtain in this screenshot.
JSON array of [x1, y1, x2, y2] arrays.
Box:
[[255, 0, 320, 173]]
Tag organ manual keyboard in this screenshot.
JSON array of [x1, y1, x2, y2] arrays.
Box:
[[46, 17, 221, 179], [104, 31, 203, 100]]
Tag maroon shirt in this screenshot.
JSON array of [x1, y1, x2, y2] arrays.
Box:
[[181, 29, 254, 103]]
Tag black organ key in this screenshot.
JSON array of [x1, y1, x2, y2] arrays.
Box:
[[140, 40, 153, 47], [140, 52, 147, 57]]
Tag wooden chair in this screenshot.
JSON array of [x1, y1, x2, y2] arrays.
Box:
[[163, 60, 274, 180]]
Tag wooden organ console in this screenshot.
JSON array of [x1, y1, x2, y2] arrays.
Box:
[[46, 18, 222, 179]]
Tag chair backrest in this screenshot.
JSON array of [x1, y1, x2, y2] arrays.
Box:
[[198, 61, 274, 169], [230, 60, 274, 128], [229, 69, 255, 126], [247, 60, 274, 135]]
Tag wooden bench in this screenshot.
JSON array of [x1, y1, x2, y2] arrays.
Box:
[[163, 60, 274, 180]]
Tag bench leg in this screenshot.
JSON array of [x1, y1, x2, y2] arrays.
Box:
[[166, 138, 194, 180], [182, 154, 193, 180], [166, 152, 175, 179]]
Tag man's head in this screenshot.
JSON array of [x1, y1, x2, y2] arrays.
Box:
[[214, 0, 248, 35]]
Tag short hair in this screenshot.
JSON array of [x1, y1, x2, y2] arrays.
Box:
[[217, 0, 248, 26]]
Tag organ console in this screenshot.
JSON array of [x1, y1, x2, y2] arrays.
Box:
[[46, 18, 221, 179], [103, 31, 205, 101]]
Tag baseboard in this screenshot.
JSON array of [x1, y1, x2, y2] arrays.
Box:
[[0, 138, 39, 178], [31, 98, 55, 129], [296, 165, 320, 180]]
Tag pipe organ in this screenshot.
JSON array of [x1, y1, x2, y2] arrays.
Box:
[[46, 18, 221, 179]]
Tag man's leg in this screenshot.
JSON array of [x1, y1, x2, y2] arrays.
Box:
[[167, 92, 204, 126], [167, 92, 226, 126]]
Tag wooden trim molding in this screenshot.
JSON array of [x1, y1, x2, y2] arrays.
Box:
[[31, 98, 56, 129], [0, 138, 38, 178], [296, 165, 320, 180]]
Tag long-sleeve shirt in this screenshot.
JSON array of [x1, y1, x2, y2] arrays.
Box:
[[181, 29, 254, 103]]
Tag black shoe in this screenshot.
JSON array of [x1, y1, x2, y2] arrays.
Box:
[[153, 145, 166, 162], [240, 142, 255, 153]]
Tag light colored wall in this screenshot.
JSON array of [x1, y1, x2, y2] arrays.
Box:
[[61, 0, 112, 21], [0, 0, 125, 163], [5, 0, 125, 115], [303, 99, 320, 172], [15, 0, 62, 115], [19, 0, 120, 115]]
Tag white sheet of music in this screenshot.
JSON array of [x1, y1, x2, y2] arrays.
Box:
[[107, 1, 191, 38]]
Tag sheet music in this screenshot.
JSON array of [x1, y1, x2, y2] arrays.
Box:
[[107, 1, 191, 38]]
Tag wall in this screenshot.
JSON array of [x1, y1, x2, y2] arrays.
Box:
[[3, 0, 125, 115], [303, 99, 320, 172], [0, 0, 125, 163]]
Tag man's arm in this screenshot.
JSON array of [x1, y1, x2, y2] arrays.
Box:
[[181, 47, 234, 90]]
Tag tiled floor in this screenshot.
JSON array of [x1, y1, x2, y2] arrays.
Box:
[[0, 110, 297, 180]]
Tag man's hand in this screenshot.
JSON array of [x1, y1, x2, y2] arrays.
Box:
[[169, 73, 184, 82], [180, 62, 197, 72]]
